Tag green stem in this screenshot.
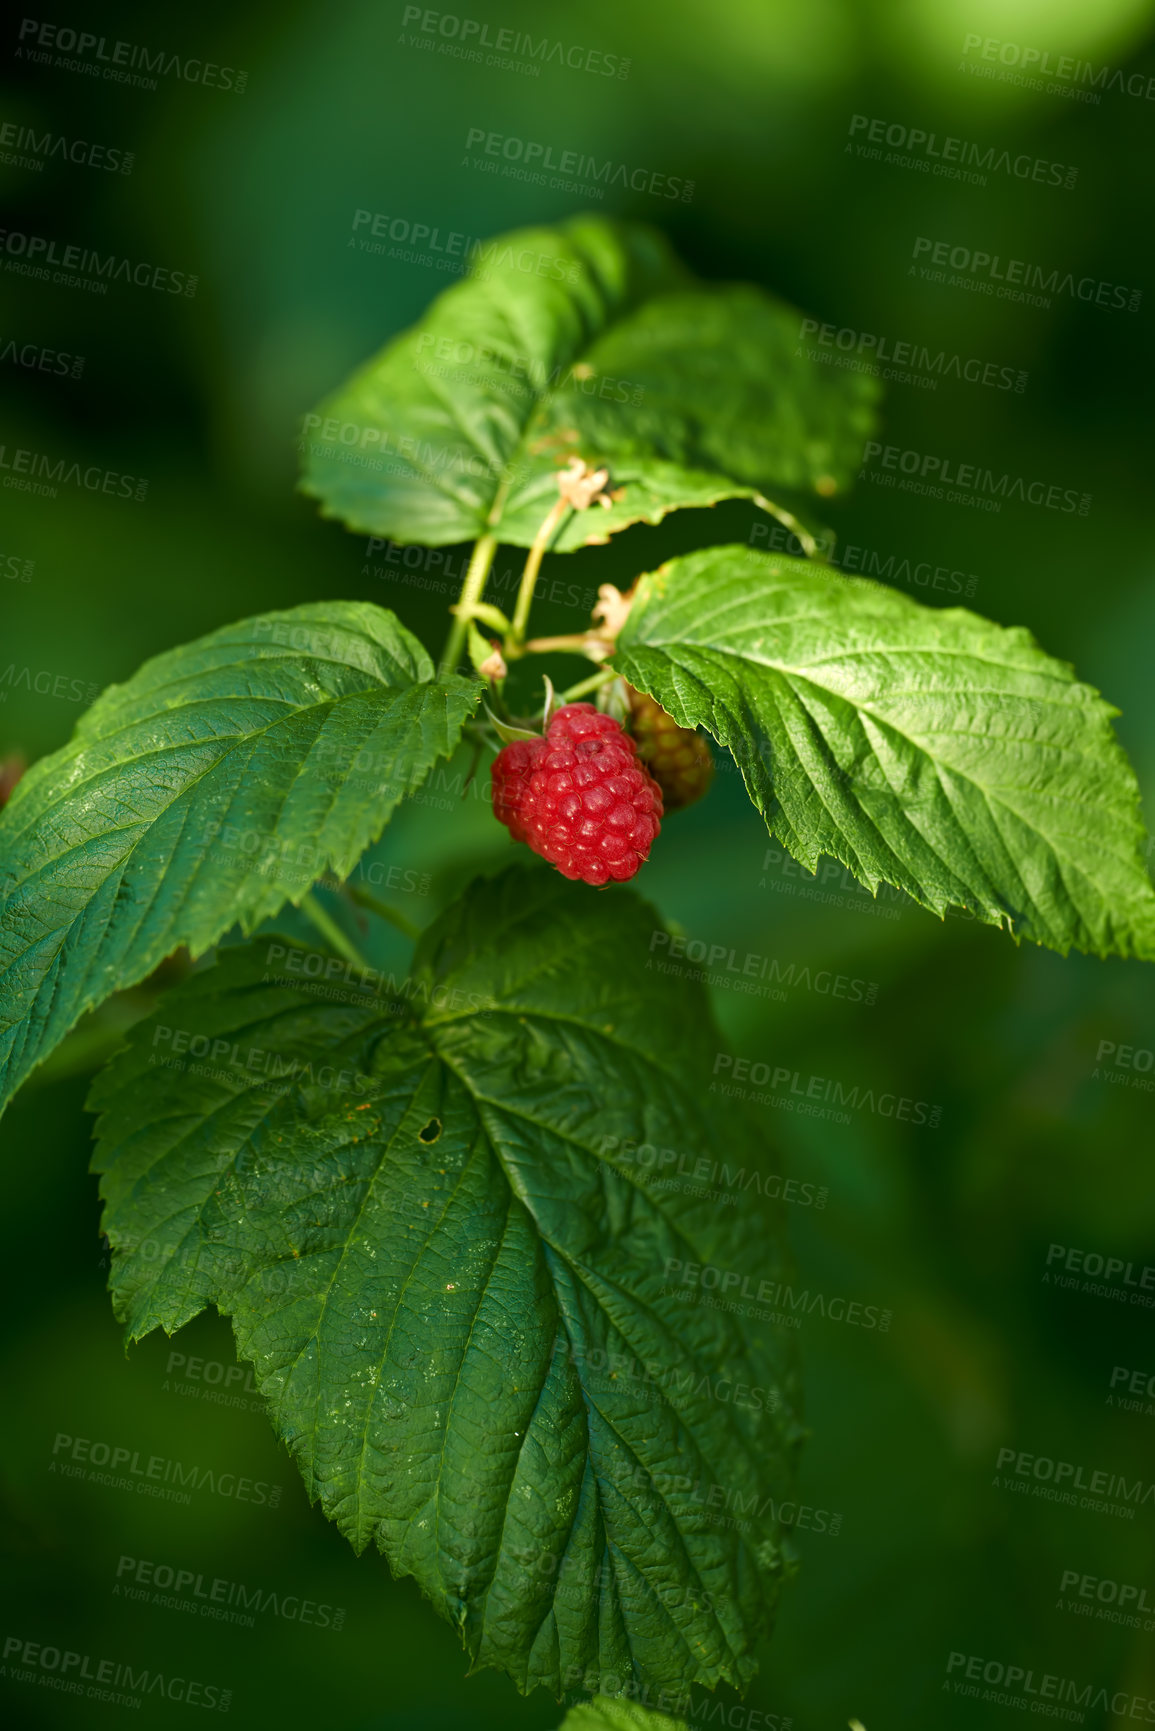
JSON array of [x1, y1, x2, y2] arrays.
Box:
[[346, 885, 421, 941], [520, 631, 612, 658], [301, 892, 371, 969], [439, 534, 498, 678], [509, 498, 570, 645], [560, 668, 615, 702], [753, 493, 820, 561]]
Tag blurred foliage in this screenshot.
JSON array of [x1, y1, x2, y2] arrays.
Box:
[[2, 0, 1155, 1727]]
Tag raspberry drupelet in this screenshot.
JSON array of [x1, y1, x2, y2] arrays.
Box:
[[490, 703, 663, 885]]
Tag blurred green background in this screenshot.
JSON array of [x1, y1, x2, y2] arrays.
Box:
[[3, 0, 1155, 1726]]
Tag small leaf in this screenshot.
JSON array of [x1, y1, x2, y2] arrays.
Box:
[[91, 866, 801, 1699], [0, 602, 478, 1116], [557, 1697, 689, 1731], [612, 547, 1155, 959], [300, 215, 876, 550], [467, 619, 495, 675], [483, 703, 539, 744]]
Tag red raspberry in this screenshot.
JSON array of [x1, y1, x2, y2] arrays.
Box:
[[490, 703, 663, 886], [490, 738, 538, 844]]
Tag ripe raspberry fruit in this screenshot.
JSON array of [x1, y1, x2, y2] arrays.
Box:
[[626, 687, 714, 811], [490, 738, 538, 844], [490, 703, 663, 886]]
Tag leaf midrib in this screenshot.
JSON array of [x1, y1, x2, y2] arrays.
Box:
[[435, 1057, 763, 1673]]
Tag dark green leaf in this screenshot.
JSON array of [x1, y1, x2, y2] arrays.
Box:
[[0, 601, 477, 1115], [91, 866, 801, 1698], [612, 547, 1155, 958], [300, 215, 876, 549]]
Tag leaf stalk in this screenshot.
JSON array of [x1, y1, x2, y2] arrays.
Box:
[[439, 534, 499, 678], [300, 891, 372, 969]]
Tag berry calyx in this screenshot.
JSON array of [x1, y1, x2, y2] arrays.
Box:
[[490, 703, 663, 886], [626, 687, 714, 811]]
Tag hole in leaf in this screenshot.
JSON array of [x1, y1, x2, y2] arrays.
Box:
[[418, 1117, 442, 1144]]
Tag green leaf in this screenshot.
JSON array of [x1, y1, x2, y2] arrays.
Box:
[[612, 547, 1155, 959], [0, 601, 478, 1116], [300, 215, 876, 550], [91, 865, 801, 1698], [557, 1696, 689, 1731]]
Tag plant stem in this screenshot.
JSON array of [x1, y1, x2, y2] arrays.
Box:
[[753, 493, 820, 560], [509, 498, 570, 645], [560, 668, 616, 702], [521, 632, 612, 658], [439, 534, 498, 678], [347, 885, 421, 941], [301, 892, 371, 969]]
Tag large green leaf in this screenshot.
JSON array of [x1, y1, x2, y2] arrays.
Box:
[[612, 548, 1155, 959], [91, 866, 801, 1699], [300, 215, 876, 549], [0, 601, 477, 1116]]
